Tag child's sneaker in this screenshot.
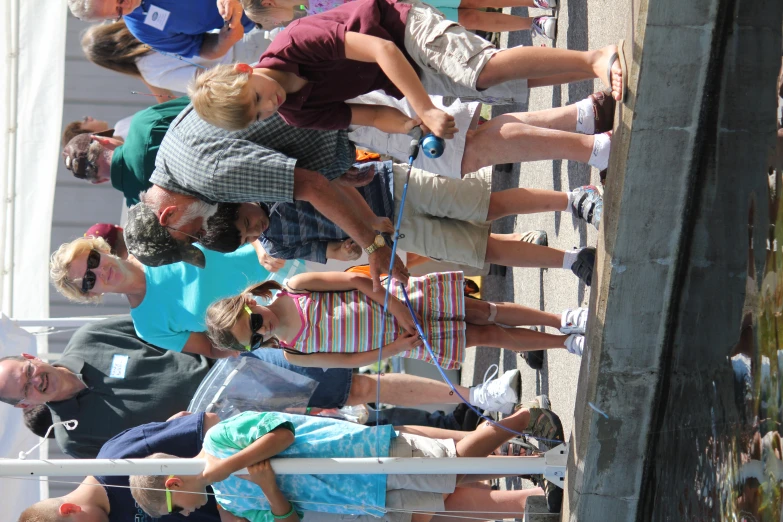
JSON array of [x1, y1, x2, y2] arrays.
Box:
[[533, 0, 557, 8], [570, 185, 603, 229], [532, 16, 557, 40], [469, 365, 521, 415], [522, 407, 565, 443], [518, 394, 552, 411], [564, 334, 584, 356], [560, 307, 588, 334], [569, 247, 596, 286]]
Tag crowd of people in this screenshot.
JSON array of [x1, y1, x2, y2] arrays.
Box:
[[0, 0, 627, 520]]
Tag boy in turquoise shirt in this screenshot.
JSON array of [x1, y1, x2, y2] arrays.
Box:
[[130, 407, 562, 521]]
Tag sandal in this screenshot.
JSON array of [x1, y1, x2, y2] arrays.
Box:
[[589, 90, 616, 134], [523, 407, 565, 443], [496, 438, 529, 456]]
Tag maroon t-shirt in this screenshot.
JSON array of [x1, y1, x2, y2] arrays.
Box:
[[256, 0, 413, 130]]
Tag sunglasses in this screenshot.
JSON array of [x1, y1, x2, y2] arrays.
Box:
[[80, 249, 101, 294], [165, 475, 184, 514], [245, 305, 265, 350]]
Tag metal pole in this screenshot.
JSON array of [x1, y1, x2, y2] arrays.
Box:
[[13, 317, 109, 328], [0, 445, 568, 482]]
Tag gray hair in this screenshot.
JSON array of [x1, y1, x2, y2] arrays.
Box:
[[140, 189, 218, 229], [67, 0, 105, 21]]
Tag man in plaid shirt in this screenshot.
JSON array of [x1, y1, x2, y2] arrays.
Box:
[[127, 103, 406, 291]]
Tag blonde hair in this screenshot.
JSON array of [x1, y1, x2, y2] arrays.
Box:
[[189, 64, 254, 131], [129, 453, 179, 519], [17, 498, 66, 522], [49, 236, 113, 304], [206, 280, 283, 350]]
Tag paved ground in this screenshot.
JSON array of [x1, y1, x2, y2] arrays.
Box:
[[458, 0, 630, 479]]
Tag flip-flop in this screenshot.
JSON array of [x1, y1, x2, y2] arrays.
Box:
[[606, 40, 628, 103]]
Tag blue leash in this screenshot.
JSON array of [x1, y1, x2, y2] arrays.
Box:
[[373, 129, 562, 450]]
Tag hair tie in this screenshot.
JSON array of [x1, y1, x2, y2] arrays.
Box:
[[235, 63, 253, 75]]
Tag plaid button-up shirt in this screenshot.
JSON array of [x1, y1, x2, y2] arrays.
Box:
[[260, 161, 395, 263], [150, 105, 355, 204]]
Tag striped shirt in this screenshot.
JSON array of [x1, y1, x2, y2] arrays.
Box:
[[150, 104, 355, 204], [281, 272, 466, 369]]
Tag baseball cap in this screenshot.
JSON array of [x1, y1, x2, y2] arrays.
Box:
[[62, 129, 115, 180], [84, 223, 122, 251], [123, 203, 207, 268]]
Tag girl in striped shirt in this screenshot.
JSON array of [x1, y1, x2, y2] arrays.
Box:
[[206, 270, 585, 369]]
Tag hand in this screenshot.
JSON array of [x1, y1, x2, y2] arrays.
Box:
[[257, 250, 286, 273], [338, 165, 376, 188], [217, 0, 242, 21], [401, 116, 422, 135], [326, 239, 362, 261], [372, 217, 394, 235], [202, 453, 232, 483], [166, 411, 192, 422], [219, 2, 246, 43], [242, 459, 278, 490], [368, 245, 407, 293], [387, 296, 421, 336], [386, 331, 424, 356], [420, 108, 457, 139]]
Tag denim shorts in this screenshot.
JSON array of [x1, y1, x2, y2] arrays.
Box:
[[242, 349, 353, 409]]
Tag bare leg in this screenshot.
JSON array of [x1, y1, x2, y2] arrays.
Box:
[[460, 0, 538, 7], [429, 487, 545, 522], [502, 105, 579, 132], [466, 324, 568, 353], [461, 119, 594, 174], [484, 235, 565, 268], [345, 373, 470, 406], [464, 298, 561, 328], [486, 187, 568, 221], [457, 9, 533, 32], [477, 45, 618, 88]]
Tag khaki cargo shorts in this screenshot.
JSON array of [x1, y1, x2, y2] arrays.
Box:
[[401, 0, 529, 105], [394, 163, 491, 268]]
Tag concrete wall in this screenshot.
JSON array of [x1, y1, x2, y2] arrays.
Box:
[[564, 0, 782, 519]]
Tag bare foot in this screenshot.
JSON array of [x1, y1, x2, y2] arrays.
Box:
[[610, 49, 624, 101], [593, 45, 624, 101]]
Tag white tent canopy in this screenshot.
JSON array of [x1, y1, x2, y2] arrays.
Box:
[[1, 0, 68, 519]]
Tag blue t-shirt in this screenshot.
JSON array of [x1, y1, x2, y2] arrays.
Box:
[[204, 412, 395, 522], [130, 244, 273, 351], [96, 413, 221, 522], [124, 0, 256, 58]]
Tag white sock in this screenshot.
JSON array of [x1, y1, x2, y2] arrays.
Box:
[[575, 97, 595, 135], [562, 249, 580, 269], [565, 190, 576, 214], [588, 133, 611, 170]]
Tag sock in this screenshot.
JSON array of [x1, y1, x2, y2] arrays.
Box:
[[565, 190, 576, 214], [562, 249, 580, 269], [575, 97, 595, 135], [588, 133, 611, 170], [468, 387, 477, 405]]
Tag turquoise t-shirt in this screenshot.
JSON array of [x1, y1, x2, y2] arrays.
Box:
[[130, 244, 302, 351], [204, 411, 395, 522]]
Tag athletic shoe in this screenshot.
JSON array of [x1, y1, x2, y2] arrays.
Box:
[[523, 407, 565, 443], [532, 16, 557, 39], [518, 394, 552, 411], [533, 0, 557, 8], [544, 478, 564, 513], [560, 307, 588, 334], [470, 365, 521, 415], [520, 229, 548, 246], [564, 334, 584, 356], [520, 326, 545, 370], [570, 185, 603, 229], [570, 247, 596, 286]]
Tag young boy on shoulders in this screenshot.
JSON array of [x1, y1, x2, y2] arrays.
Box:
[[189, 0, 624, 136], [131, 408, 563, 521]]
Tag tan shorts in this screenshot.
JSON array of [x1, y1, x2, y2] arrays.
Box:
[[402, 0, 528, 105], [393, 164, 491, 268]]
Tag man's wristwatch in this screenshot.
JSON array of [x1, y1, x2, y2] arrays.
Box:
[[364, 234, 386, 255]]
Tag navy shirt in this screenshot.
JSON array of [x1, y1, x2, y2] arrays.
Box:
[[124, 0, 256, 58], [260, 161, 395, 263], [96, 413, 221, 522]]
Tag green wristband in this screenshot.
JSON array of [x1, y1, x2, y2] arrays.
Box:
[[272, 504, 296, 519]]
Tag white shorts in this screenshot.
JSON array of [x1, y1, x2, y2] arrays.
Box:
[[347, 91, 480, 178]]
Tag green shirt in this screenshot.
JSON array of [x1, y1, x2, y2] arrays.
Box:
[[110, 96, 191, 206], [47, 315, 211, 458]]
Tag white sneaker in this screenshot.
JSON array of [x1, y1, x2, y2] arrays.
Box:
[[564, 334, 584, 356], [533, 0, 557, 8], [532, 16, 557, 39], [517, 394, 552, 411], [560, 307, 588, 335], [469, 365, 521, 415]]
